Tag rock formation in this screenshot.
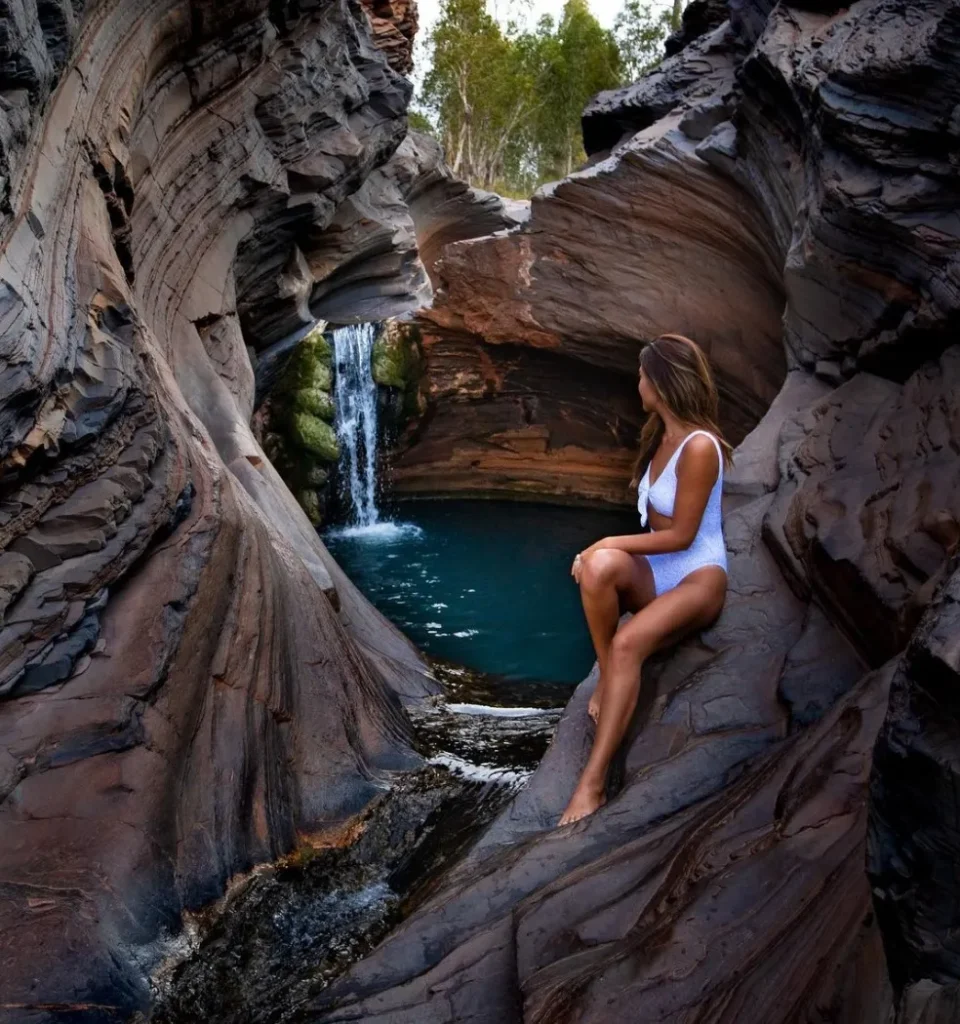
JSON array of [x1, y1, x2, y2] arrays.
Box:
[[385, 3, 787, 504], [2, 0, 959, 1018], [257, 325, 340, 525], [248, 130, 520, 526], [360, 0, 419, 75], [0, 0, 441, 1017], [292, 0, 960, 1020]]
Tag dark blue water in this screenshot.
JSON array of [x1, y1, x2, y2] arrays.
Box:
[[324, 500, 640, 685]]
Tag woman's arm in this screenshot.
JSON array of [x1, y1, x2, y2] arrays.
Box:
[[582, 436, 720, 559]]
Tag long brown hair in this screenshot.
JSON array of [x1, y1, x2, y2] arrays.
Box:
[[629, 333, 734, 489]]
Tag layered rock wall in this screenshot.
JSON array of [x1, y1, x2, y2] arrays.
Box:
[[0, 0, 436, 1016], [298, 0, 960, 1019], [388, 28, 786, 504]]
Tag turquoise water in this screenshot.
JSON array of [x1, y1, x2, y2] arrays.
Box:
[[324, 500, 640, 685]]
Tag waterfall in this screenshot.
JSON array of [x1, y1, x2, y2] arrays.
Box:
[[332, 322, 381, 527]]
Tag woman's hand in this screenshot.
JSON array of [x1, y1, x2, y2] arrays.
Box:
[[571, 551, 584, 584], [571, 539, 610, 584]]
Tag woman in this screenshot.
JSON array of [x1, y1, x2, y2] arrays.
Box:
[[559, 334, 734, 826]]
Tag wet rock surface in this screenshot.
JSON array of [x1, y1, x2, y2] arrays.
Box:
[[146, 769, 514, 1024], [298, 394, 896, 1022], [2, 0, 959, 1018], [145, 662, 562, 1024]]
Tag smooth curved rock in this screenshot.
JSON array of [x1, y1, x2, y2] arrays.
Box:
[[299, 391, 891, 1021], [302, 131, 522, 326], [391, 123, 787, 504], [0, 0, 435, 1017], [321, 0, 960, 1017]]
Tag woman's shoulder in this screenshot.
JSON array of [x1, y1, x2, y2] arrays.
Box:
[[682, 429, 720, 452], [677, 431, 722, 475]]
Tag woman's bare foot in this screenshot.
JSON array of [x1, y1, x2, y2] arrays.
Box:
[[558, 782, 607, 826], [587, 684, 604, 724]]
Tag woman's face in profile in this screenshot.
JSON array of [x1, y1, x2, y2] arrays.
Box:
[[638, 365, 657, 412]]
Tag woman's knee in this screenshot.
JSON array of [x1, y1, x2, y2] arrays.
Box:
[[580, 549, 629, 592], [609, 625, 656, 665]]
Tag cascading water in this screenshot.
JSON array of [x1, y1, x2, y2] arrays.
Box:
[[332, 322, 381, 528]]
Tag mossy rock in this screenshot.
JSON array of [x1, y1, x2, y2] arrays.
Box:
[[301, 326, 333, 365], [296, 488, 322, 526], [291, 411, 340, 462], [283, 330, 333, 393], [291, 360, 331, 393], [372, 321, 420, 390], [292, 386, 335, 421], [304, 464, 329, 488]]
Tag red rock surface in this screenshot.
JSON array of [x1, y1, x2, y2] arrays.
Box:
[[298, 0, 960, 1019], [0, 0, 434, 1017], [393, 105, 787, 504], [1, 0, 959, 1018], [360, 0, 419, 75]]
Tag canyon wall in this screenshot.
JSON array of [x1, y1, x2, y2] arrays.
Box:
[[300, 0, 960, 1020], [0, 0, 443, 1018], [385, 7, 788, 505], [1, 0, 957, 1019]]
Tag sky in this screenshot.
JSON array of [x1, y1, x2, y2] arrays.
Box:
[[417, 0, 622, 33]]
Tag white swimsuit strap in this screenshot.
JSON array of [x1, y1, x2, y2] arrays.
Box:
[[674, 430, 723, 477]]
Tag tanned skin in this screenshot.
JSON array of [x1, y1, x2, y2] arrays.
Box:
[[558, 363, 728, 826]]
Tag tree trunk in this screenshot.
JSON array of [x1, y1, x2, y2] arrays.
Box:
[[452, 123, 466, 176]]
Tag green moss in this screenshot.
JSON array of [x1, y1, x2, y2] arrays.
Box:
[[372, 321, 425, 428], [372, 322, 419, 389], [260, 325, 341, 527], [296, 489, 322, 526], [291, 411, 340, 461], [304, 464, 329, 488], [282, 328, 333, 392], [292, 360, 331, 393], [372, 339, 408, 388], [292, 386, 335, 421]]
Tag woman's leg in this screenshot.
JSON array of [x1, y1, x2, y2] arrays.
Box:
[[578, 550, 654, 723], [559, 567, 727, 826]]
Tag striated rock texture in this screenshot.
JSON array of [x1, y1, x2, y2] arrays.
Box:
[[303, 392, 892, 1023], [0, 0, 442, 1019], [359, 0, 418, 75], [390, 129, 787, 502], [296, 0, 960, 1020], [387, 4, 786, 505], [292, 129, 522, 328]]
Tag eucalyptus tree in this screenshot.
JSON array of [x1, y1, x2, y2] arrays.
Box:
[[417, 0, 678, 195]]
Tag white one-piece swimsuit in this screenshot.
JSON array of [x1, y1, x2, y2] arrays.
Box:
[[636, 429, 728, 596]]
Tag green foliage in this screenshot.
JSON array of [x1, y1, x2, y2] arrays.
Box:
[[614, 0, 674, 81], [408, 108, 437, 137], [418, 0, 676, 195], [530, 1, 624, 180]]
